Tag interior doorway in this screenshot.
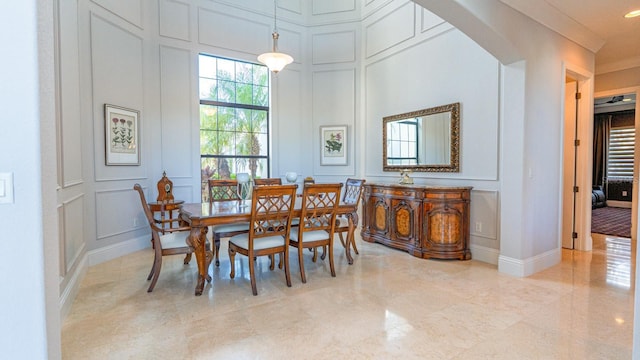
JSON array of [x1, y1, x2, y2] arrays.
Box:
[[592, 91, 638, 240], [561, 68, 594, 251]]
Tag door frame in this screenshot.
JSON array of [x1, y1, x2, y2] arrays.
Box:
[[561, 63, 594, 251], [594, 86, 640, 242]]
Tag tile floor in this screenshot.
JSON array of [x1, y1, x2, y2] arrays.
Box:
[[62, 234, 635, 359]]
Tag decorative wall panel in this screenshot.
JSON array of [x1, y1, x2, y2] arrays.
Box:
[[470, 190, 498, 240], [63, 194, 85, 272], [96, 188, 141, 239], [312, 69, 355, 175], [159, 0, 190, 41], [91, 0, 143, 28], [58, 0, 83, 187], [274, 69, 305, 177], [365, 2, 415, 58], [198, 8, 268, 55], [312, 0, 356, 15], [90, 14, 146, 181], [160, 46, 192, 178], [312, 31, 356, 64], [420, 7, 445, 33]]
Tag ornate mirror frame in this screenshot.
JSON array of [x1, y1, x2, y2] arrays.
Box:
[[383, 102, 460, 172]]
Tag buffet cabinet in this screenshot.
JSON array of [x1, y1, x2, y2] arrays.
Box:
[[361, 183, 472, 260]]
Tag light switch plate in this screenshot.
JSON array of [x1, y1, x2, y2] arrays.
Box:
[[0, 172, 14, 204]]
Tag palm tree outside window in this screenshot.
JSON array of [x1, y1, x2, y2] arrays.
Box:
[[199, 54, 270, 201]]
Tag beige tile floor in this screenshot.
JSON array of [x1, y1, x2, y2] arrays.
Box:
[[62, 234, 635, 359]]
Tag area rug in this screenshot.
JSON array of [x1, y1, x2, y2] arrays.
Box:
[[591, 206, 631, 238]]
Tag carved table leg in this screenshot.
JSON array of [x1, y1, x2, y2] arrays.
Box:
[[345, 211, 358, 265], [187, 227, 211, 296]]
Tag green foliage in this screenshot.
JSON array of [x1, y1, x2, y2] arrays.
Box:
[[199, 54, 269, 181]]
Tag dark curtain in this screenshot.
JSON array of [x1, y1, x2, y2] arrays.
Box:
[[592, 114, 610, 187]]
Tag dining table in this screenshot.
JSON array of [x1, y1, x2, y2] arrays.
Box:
[[179, 199, 359, 296]]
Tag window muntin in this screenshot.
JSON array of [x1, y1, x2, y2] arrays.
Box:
[[199, 54, 269, 201], [386, 120, 418, 165]]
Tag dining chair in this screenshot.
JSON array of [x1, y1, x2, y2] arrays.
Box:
[[208, 179, 250, 266], [335, 178, 366, 255], [288, 183, 342, 283], [134, 184, 205, 292], [253, 177, 282, 186], [228, 184, 298, 295]]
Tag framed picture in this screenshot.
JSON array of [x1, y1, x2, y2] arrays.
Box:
[[320, 125, 347, 165], [104, 104, 140, 165]]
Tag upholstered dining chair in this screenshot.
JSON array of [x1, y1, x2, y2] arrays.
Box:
[[335, 178, 366, 255], [208, 179, 250, 266], [228, 184, 298, 295], [253, 177, 282, 186], [288, 183, 342, 283], [134, 184, 205, 292]]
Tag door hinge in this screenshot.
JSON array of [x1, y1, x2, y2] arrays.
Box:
[[573, 186, 579, 193], [572, 232, 578, 239], [575, 92, 582, 100], [574, 139, 580, 146]]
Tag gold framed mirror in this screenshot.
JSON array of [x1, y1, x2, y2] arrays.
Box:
[[383, 102, 460, 172]]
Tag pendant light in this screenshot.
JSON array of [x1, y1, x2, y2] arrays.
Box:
[[257, 0, 293, 73]]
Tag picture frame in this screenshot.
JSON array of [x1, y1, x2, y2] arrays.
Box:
[[320, 125, 347, 165], [104, 104, 140, 165]]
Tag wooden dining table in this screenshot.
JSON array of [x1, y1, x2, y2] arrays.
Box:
[[179, 199, 359, 296]]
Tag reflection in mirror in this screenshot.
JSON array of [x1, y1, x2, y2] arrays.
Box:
[[383, 102, 459, 172]]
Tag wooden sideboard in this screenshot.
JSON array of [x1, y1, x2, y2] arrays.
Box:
[[361, 183, 472, 260]]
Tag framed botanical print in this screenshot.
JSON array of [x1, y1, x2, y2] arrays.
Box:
[[320, 125, 347, 166], [104, 104, 140, 165]]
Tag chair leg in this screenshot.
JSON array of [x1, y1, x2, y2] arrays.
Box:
[[147, 254, 162, 292], [269, 254, 275, 271], [214, 235, 221, 266], [283, 251, 291, 287], [338, 232, 347, 248], [183, 253, 192, 264], [229, 247, 236, 279], [350, 234, 359, 255], [147, 254, 157, 281], [312, 247, 318, 262], [278, 252, 284, 269], [298, 245, 307, 283], [328, 242, 336, 277], [249, 254, 258, 296], [320, 245, 327, 260]]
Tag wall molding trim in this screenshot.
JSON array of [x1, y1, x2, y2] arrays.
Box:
[[498, 248, 561, 277], [88, 234, 150, 266], [59, 252, 88, 321], [469, 244, 499, 265]]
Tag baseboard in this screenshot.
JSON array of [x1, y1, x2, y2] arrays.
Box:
[[498, 247, 561, 277], [469, 244, 500, 265], [606, 200, 632, 209], [59, 252, 88, 321], [88, 235, 150, 266]]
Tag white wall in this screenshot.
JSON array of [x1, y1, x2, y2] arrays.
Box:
[[0, 0, 60, 358]]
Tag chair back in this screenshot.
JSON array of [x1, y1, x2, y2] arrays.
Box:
[[133, 184, 166, 245], [299, 183, 343, 235], [208, 179, 240, 203], [342, 178, 366, 206], [253, 178, 282, 186], [248, 184, 297, 250]]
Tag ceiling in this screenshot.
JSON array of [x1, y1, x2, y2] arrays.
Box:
[[499, 0, 640, 74]]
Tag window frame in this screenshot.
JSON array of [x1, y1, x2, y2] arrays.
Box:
[[198, 54, 271, 201]]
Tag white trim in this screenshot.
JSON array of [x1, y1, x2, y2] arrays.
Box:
[[88, 235, 150, 266], [59, 252, 88, 321], [498, 248, 561, 277], [469, 244, 499, 265]]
